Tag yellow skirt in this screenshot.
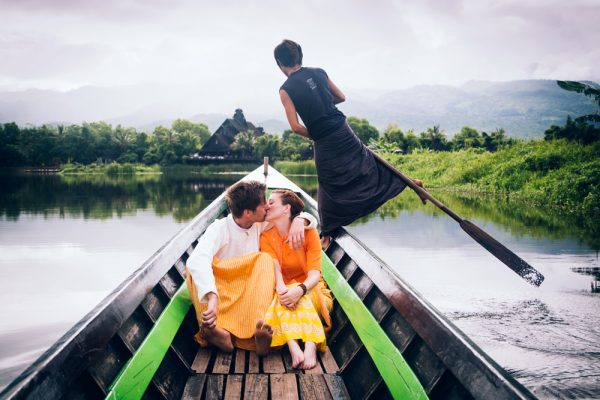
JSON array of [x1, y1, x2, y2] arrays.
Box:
[[264, 283, 329, 352], [186, 252, 276, 351]]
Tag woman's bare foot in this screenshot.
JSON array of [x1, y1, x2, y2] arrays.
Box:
[[301, 341, 317, 370], [412, 179, 428, 205], [254, 320, 273, 357], [288, 340, 305, 368], [203, 326, 234, 353], [320, 235, 331, 250]]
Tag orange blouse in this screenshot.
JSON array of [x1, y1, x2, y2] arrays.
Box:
[[260, 226, 321, 284]]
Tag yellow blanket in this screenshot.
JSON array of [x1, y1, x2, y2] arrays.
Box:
[[186, 252, 275, 350]]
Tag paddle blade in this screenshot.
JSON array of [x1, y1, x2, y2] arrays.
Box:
[[460, 220, 545, 286]]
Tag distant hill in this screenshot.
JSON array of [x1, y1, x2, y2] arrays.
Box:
[[340, 80, 598, 138], [0, 80, 597, 138]]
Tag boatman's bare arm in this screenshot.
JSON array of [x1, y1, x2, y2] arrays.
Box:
[[327, 78, 346, 104], [279, 89, 310, 138]]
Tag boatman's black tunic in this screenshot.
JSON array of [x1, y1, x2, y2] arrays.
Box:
[[281, 67, 407, 236]]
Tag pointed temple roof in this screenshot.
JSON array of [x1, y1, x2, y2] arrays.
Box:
[[199, 109, 264, 154]]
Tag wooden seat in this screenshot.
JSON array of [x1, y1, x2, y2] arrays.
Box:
[[181, 347, 349, 400]]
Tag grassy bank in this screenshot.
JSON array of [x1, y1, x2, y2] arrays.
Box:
[[274, 160, 317, 175], [60, 162, 161, 175], [272, 140, 599, 220], [387, 139, 600, 219]]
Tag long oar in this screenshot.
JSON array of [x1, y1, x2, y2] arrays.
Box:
[[371, 152, 545, 287]]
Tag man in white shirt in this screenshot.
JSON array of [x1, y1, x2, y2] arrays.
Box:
[[186, 180, 316, 355]]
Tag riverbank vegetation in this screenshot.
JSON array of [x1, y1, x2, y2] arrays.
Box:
[[1, 81, 598, 217], [60, 162, 160, 175], [0, 119, 210, 167], [387, 139, 600, 219]]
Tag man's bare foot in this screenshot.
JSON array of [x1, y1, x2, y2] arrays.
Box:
[[320, 235, 331, 250], [301, 341, 317, 370], [255, 320, 273, 357], [412, 179, 428, 205], [288, 340, 304, 368], [203, 326, 234, 353]]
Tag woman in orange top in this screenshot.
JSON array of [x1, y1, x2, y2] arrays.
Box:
[[260, 189, 332, 369]]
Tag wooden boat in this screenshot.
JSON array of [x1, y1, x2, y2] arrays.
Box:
[[0, 166, 537, 400]]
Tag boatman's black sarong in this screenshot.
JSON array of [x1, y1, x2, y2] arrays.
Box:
[[314, 122, 407, 236]]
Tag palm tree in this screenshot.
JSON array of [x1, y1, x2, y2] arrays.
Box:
[[557, 81, 600, 124]]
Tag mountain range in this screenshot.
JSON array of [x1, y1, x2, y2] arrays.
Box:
[[0, 80, 597, 138]]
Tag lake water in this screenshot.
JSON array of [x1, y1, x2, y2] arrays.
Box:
[[0, 168, 598, 398]]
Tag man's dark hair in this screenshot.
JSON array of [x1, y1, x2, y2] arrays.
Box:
[[274, 39, 303, 67], [225, 180, 267, 218]]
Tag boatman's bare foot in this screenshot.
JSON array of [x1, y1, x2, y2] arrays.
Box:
[[301, 341, 317, 370], [255, 320, 273, 357], [412, 179, 428, 205], [288, 340, 305, 368], [203, 326, 234, 353], [320, 235, 331, 250]]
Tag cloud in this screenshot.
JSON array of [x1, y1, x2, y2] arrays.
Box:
[[0, 0, 598, 98]]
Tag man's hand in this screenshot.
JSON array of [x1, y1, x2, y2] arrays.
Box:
[[286, 216, 306, 250], [202, 292, 218, 329], [279, 286, 303, 310]]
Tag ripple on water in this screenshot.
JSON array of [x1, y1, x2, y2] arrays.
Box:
[[448, 297, 600, 399]]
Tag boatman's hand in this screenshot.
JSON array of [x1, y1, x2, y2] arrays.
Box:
[[412, 179, 428, 205], [202, 292, 218, 329], [286, 216, 306, 250]]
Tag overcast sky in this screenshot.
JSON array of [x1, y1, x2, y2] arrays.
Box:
[[1, 0, 599, 112]]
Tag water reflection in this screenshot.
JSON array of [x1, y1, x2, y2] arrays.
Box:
[[0, 170, 242, 223], [350, 188, 600, 251]]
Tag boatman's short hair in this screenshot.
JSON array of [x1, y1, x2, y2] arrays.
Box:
[[274, 39, 303, 67], [225, 180, 267, 218]]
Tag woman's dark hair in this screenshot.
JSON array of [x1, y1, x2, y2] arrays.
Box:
[[274, 39, 303, 67], [272, 189, 304, 219]]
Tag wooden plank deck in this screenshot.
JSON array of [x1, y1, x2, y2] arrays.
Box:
[[182, 347, 350, 400]]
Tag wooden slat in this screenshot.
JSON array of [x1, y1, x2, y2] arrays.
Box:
[[192, 347, 213, 373], [206, 375, 225, 400], [351, 273, 374, 300], [150, 349, 189, 399], [234, 349, 246, 373], [174, 258, 186, 277], [117, 307, 153, 352], [141, 286, 170, 322], [282, 350, 295, 372], [298, 375, 333, 400], [212, 352, 233, 374], [224, 375, 243, 400], [243, 374, 268, 400], [270, 374, 299, 400], [263, 351, 286, 373], [364, 288, 392, 323], [181, 374, 207, 400], [319, 348, 339, 374], [323, 374, 351, 400], [159, 269, 181, 298], [404, 338, 446, 394], [248, 351, 259, 373]]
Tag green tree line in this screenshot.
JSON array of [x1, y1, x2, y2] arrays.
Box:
[[0, 119, 210, 167]]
